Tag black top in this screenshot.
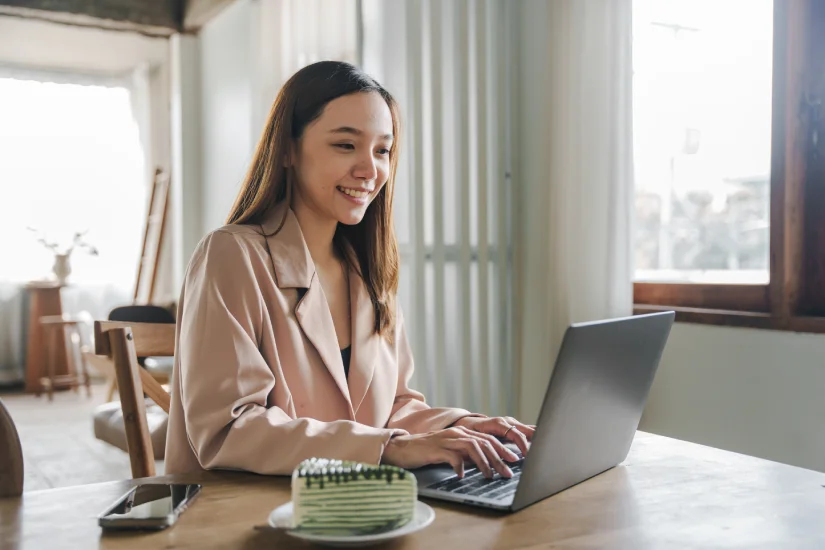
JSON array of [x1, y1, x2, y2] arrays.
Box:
[[341, 346, 352, 379]]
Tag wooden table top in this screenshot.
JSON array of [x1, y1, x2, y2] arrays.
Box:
[[2, 432, 824, 549]]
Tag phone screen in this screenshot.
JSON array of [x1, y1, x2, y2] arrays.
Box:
[[101, 484, 201, 524]]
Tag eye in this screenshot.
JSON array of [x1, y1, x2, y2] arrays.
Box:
[[334, 143, 355, 151], [376, 147, 391, 156]]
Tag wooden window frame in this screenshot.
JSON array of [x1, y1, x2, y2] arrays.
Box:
[[634, 0, 825, 334]]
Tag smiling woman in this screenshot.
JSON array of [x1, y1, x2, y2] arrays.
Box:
[[165, 61, 534, 481]]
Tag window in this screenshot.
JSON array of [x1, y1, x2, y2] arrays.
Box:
[[632, 0, 825, 333], [0, 76, 147, 292]]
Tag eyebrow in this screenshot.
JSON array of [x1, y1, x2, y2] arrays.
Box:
[[330, 126, 394, 141]]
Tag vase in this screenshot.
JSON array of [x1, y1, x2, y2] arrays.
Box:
[[52, 253, 71, 285]]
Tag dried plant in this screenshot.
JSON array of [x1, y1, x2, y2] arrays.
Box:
[[26, 227, 99, 257]]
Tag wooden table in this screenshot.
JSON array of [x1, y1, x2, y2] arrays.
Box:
[[2, 432, 824, 549], [23, 281, 70, 393]]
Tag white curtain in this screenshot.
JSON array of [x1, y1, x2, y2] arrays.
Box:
[[363, 0, 516, 417], [514, 0, 635, 422]]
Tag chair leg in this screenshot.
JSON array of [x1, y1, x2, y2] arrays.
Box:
[[74, 328, 93, 398], [106, 378, 117, 402], [46, 327, 56, 402], [66, 326, 80, 395]]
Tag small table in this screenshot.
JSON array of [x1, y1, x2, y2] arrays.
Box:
[[23, 281, 70, 393], [2, 432, 825, 549]]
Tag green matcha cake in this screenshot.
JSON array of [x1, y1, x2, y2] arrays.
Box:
[[291, 458, 417, 536]]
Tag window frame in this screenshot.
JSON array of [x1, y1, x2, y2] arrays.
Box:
[[633, 0, 825, 334]]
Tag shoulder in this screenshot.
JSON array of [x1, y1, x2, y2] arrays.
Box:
[[186, 224, 269, 277], [196, 224, 266, 255]]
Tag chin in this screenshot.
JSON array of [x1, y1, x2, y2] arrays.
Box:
[[336, 209, 368, 226]]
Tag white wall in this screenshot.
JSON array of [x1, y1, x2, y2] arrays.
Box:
[[170, 34, 202, 288], [641, 324, 825, 472], [198, 0, 256, 234]]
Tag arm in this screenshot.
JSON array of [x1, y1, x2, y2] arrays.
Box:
[[178, 230, 406, 475], [384, 308, 486, 434]]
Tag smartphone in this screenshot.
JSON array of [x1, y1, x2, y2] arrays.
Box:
[[98, 483, 202, 531]]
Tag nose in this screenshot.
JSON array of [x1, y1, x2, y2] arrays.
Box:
[[352, 153, 378, 181]]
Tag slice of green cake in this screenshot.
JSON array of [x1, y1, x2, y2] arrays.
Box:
[[291, 457, 417, 536]]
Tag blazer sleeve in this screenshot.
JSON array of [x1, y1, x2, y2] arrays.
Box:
[[177, 230, 407, 475], [384, 308, 486, 434]]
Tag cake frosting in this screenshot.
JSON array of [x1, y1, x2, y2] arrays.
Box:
[[291, 457, 417, 535]]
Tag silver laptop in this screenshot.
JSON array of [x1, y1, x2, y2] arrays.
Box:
[[412, 311, 675, 512]]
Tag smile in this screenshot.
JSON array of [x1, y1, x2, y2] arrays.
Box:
[[337, 186, 373, 201]]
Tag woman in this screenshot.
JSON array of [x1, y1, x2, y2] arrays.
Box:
[[165, 61, 534, 480]]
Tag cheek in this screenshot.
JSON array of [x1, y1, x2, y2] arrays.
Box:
[[367, 167, 390, 205], [301, 150, 346, 193], [375, 163, 391, 192]]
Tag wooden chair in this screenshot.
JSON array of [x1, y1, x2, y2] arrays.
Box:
[[0, 397, 24, 498], [102, 305, 176, 402], [94, 321, 175, 478], [38, 315, 93, 401]]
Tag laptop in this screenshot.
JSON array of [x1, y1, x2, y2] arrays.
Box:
[[412, 311, 675, 512]]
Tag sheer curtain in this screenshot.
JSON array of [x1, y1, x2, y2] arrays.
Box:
[[0, 69, 149, 384], [514, 0, 635, 422]]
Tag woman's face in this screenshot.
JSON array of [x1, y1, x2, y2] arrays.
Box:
[[291, 91, 394, 226]]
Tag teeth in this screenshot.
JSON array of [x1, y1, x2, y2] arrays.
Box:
[[339, 187, 370, 199]]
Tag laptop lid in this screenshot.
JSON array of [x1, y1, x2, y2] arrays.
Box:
[[511, 311, 674, 511]]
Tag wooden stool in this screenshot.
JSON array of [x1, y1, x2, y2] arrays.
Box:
[[37, 316, 93, 401]]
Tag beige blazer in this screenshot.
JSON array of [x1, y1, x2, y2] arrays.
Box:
[[165, 204, 481, 475]]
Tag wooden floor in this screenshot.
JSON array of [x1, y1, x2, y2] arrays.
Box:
[[1, 383, 163, 492]]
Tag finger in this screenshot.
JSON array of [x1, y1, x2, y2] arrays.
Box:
[[503, 418, 534, 449], [450, 439, 493, 478], [458, 427, 520, 462], [475, 438, 513, 478], [440, 450, 465, 478], [505, 425, 530, 455], [513, 424, 536, 441]]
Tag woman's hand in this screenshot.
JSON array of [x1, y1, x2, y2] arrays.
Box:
[[381, 426, 521, 479], [450, 416, 536, 456]]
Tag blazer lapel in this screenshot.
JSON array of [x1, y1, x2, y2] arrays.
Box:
[[260, 204, 354, 419], [294, 280, 354, 418], [347, 270, 379, 416]]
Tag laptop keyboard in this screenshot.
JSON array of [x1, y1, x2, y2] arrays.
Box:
[[426, 458, 524, 501]]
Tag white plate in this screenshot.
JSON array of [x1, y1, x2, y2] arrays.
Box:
[[267, 500, 435, 547]]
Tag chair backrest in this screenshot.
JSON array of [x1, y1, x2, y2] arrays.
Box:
[[108, 305, 176, 325], [107, 305, 175, 365], [94, 320, 175, 478], [0, 398, 24, 498]]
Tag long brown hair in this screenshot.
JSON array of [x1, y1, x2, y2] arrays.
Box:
[[226, 61, 401, 338]]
